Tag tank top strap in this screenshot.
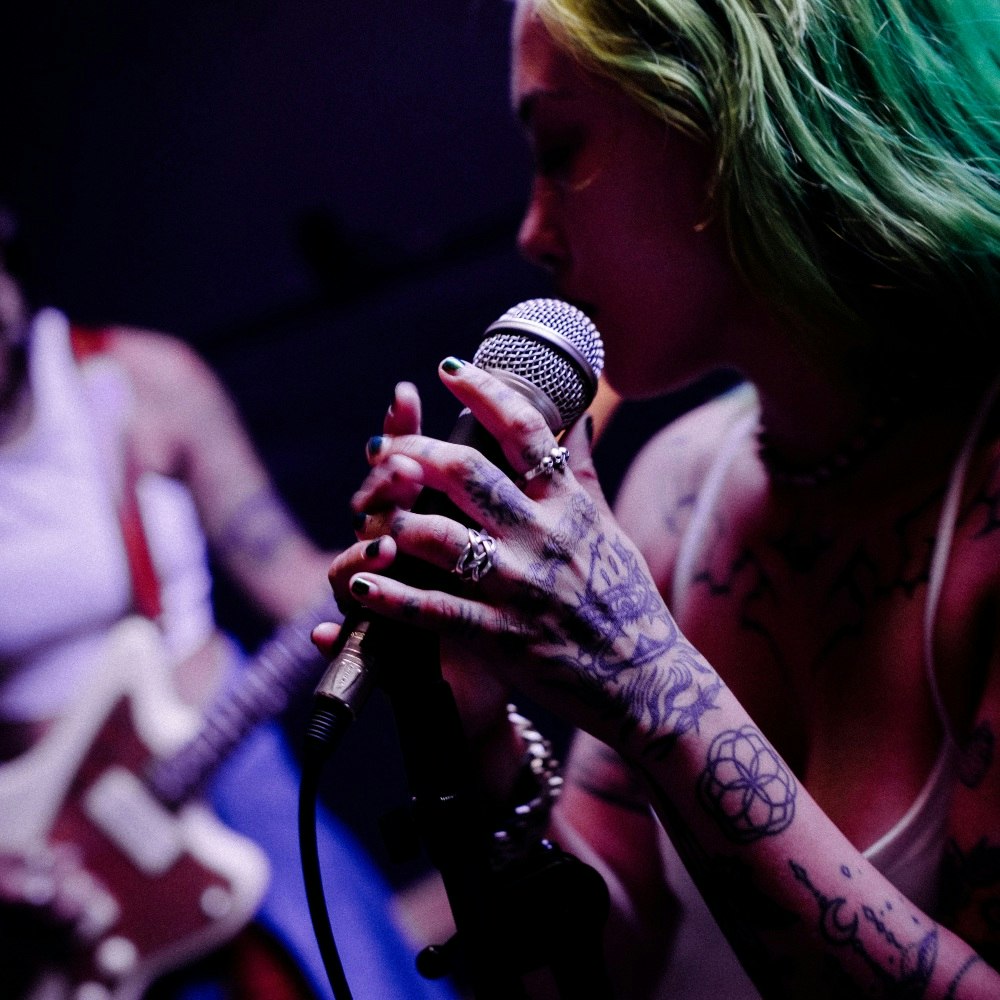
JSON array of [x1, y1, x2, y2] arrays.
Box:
[[924, 372, 1000, 742], [69, 324, 112, 361], [70, 323, 163, 622]]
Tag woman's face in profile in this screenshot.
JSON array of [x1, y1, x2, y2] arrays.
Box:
[[511, 1, 745, 399]]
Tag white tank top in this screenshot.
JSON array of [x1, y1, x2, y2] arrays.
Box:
[[0, 309, 214, 720]]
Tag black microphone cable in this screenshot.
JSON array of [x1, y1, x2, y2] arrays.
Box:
[[299, 705, 354, 1000]]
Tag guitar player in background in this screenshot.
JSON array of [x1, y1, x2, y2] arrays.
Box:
[[0, 206, 456, 1000]]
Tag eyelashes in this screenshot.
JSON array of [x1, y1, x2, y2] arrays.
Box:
[[531, 124, 607, 193], [535, 139, 578, 179]]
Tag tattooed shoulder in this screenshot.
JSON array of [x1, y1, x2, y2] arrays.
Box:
[[615, 386, 758, 595], [214, 485, 299, 564]]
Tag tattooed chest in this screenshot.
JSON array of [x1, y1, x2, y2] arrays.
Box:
[[674, 521, 937, 758], [680, 498, 937, 664]]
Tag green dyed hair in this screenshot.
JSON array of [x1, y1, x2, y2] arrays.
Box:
[[531, 0, 1000, 360]]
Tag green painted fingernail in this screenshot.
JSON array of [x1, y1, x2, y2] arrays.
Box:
[[365, 539, 381, 558], [366, 435, 383, 458], [441, 357, 465, 373]]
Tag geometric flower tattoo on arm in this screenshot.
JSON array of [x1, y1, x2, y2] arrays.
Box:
[[698, 726, 797, 843]]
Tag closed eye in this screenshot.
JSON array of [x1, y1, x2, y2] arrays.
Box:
[[536, 139, 578, 179]]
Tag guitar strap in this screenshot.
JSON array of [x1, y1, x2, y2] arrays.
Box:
[[69, 325, 163, 622]]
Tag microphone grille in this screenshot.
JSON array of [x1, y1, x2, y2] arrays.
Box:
[[474, 299, 605, 430]]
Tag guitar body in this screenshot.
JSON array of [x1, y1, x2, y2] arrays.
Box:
[[0, 617, 270, 1000]]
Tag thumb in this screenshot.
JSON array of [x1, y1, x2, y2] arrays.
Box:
[[310, 620, 342, 659], [563, 411, 612, 512], [564, 377, 621, 510]]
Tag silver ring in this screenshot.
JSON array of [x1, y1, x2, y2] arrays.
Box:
[[454, 528, 498, 583], [522, 445, 569, 482]]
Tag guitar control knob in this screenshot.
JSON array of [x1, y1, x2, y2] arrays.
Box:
[[74, 984, 113, 1000], [95, 935, 139, 978], [200, 883, 234, 918]]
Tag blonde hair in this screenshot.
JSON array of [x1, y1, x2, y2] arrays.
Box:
[[532, 0, 1000, 359]]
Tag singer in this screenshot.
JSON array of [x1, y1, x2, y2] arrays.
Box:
[[320, 0, 1000, 996]]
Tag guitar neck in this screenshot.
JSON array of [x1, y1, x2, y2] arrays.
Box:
[[148, 599, 337, 807]]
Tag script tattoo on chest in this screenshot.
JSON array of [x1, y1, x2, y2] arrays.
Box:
[[958, 721, 995, 789], [691, 486, 943, 674]]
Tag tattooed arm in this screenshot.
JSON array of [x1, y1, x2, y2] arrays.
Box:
[[108, 328, 332, 621], [584, 421, 1000, 998], [551, 731, 679, 996], [539, 401, 736, 994], [328, 363, 1000, 997], [627, 698, 997, 998]]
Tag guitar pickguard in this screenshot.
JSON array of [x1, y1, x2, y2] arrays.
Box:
[[0, 618, 270, 1000]]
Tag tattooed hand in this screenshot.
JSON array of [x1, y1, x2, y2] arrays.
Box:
[[323, 360, 713, 755]]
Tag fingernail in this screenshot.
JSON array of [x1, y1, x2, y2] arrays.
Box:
[[351, 576, 374, 597], [366, 435, 383, 459], [585, 414, 594, 446], [352, 510, 367, 531], [441, 357, 465, 374], [364, 538, 381, 558]]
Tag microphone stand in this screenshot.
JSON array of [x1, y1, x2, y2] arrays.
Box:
[[374, 616, 615, 999], [305, 539, 614, 997], [370, 445, 614, 995]]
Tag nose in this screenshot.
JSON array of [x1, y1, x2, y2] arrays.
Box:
[[517, 179, 566, 273]]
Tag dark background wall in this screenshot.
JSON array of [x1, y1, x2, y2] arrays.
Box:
[[0, 0, 711, 883]]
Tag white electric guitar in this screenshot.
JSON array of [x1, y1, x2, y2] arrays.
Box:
[[0, 608, 331, 1000]]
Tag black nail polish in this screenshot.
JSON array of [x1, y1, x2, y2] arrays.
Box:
[[366, 435, 383, 458], [365, 539, 381, 558], [585, 414, 594, 446], [351, 578, 371, 596], [441, 357, 465, 373]]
